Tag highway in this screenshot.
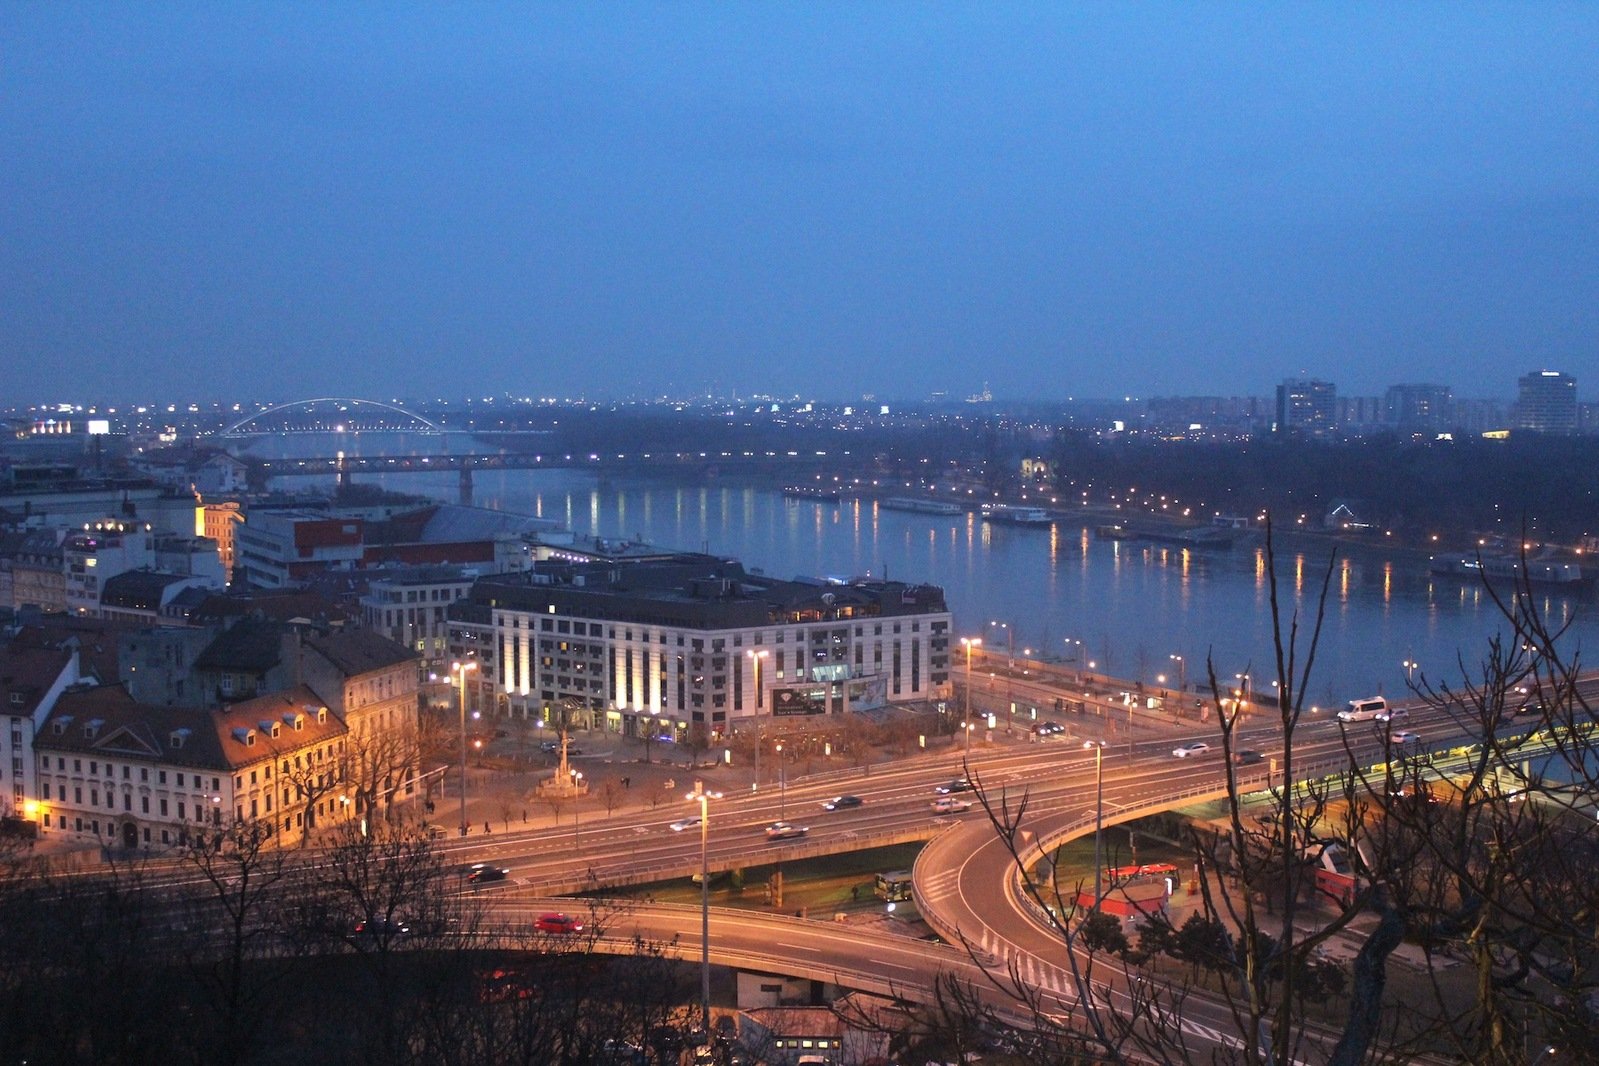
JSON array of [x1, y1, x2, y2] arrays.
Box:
[[447, 670, 1599, 1062]]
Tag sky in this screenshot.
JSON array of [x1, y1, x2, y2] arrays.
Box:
[[3, 4, 1596, 405]]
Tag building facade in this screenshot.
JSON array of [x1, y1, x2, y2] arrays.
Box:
[[32, 683, 350, 850], [1515, 369, 1578, 434], [460, 557, 952, 740], [360, 565, 479, 672], [1274, 379, 1337, 438], [1383, 384, 1453, 435]]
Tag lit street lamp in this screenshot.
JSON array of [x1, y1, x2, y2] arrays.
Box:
[[748, 650, 769, 789], [1084, 740, 1107, 910], [1064, 638, 1083, 683], [960, 637, 982, 749], [452, 660, 478, 837], [1170, 653, 1185, 693], [1402, 657, 1421, 686], [570, 769, 584, 848], [990, 621, 1014, 735], [686, 779, 723, 1031], [774, 741, 786, 818]]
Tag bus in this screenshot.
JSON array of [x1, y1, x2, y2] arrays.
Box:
[[1104, 863, 1180, 889], [874, 870, 914, 902]]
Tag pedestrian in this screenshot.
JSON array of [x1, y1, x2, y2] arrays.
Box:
[[623, 776, 631, 789], [521, 808, 527, 822], [851, 886, 859, 902], [484, 820, 491, 834]]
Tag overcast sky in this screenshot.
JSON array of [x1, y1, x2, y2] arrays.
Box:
[[3, 4, 1596, 405]]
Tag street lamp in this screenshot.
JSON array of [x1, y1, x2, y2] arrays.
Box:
[[1084, 740, 1107, 910], [748, 650, 769, 789], [1402, 657, 1420, 686], [774, 741, 786, 818], [570, 769, 584, 848], [1170, 654, 1185, 693], [1064, 638, 1083, 682], [990, 621, 1014, 735], [452, 660, 478, 837], [1235, 673, 1251, 715], [685, 779, 723, 1031], [960, 637, 982, 748]]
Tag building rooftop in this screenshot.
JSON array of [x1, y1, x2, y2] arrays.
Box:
[[301, 627, 415, 679], [99, 570, 196, 611]]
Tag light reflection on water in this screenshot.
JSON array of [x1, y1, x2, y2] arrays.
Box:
[[266, 460, 1595, 703]]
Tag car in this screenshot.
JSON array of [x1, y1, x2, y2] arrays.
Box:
[[821, 795, 863, 810], [934, 778, 974, 795], [467, 863, 509, 884], [764, 821, 809, 840], [1389, 730, 1422, 746], [1172, 742, 1210, 758], [1231, 749, 1264, 765], [669, 816, 703, 832], [539, 740, 560, 753], [1338, 696, 1388, 722], [931, 796, 973, 814], [534, 911, 584, 935], [1033, 720, 1066, 737], [1374, 707, 1408, 723], [352, 916, 411, 937]]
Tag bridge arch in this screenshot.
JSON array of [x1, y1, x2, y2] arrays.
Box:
[[219, 397, 441, 437]]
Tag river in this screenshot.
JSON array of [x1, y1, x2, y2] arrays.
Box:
[[242, 427, 1596, 707]]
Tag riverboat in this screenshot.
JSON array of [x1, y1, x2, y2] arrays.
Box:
[[1428, 554, 1587, 586], [981, 503, 1054, 525], [879, 496, 965, 516], [781, 485, 842, 502]]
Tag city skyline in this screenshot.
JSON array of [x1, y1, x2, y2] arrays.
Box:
[[4, 6, 1596, 403]]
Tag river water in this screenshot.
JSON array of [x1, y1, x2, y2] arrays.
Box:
[[247, 431, 1598, 706]]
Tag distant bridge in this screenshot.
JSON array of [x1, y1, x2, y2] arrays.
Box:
[[218, 397, 442, 437]]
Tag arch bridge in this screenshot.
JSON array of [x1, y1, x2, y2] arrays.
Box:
[[218, 397, 442, 437]]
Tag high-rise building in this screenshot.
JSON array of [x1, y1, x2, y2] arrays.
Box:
[[1384, 384, 1453, 434], [1515, 370, 1577, 434], [1274, 379, 1337, 438]]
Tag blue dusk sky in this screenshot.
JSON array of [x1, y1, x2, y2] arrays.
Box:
[[3, 4, 1596, 404]]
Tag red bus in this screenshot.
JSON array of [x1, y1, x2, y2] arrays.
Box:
[[1105, 862, 1180, 887]]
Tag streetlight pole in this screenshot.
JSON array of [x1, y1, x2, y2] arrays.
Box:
[[1064, 638, 1082, 683], [1402, 656, 1420, 687], [748, 650, 768, 790], [990, 621, 1014, 735], [686, 780, 722, 1031], [1084, 740, 1106, 910], [570, 769, 583, 848], [775, 742, 786, 819], [452, 660, 478, 837], [960, 637, 982, 751], [1170, 653, 1185, 694]]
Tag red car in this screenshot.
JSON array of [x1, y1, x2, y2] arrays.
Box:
[[535, 912, 584, 935]]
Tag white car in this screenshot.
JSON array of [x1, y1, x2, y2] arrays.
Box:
[[668, 816, 703, 832], [1389, 730, 1422, 746], [1375, 707, 1408, 723], [931, 796, 973, 814], [764, 821, 809, 840], [1172, 742, 1211, 758]]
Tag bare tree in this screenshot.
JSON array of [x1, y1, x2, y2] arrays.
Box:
[[171, 818, 300, 1066]]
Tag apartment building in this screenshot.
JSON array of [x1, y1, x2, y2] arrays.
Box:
[[459, 555, 952, 740], [32, 683, 350, 850]]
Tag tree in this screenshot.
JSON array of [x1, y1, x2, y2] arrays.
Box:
[[967, 522, 1599, 1064], [171, 818, 300, 1066]]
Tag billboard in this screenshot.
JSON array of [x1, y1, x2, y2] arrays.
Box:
[[846, 676, 888, 712], [771, 686, 826, 717]]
